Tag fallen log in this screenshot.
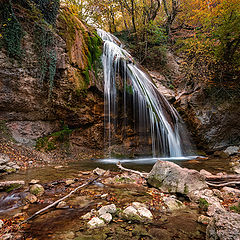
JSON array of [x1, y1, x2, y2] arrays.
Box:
[[205, 174, 240, 188], [21, 176, 99, 224], [206, 181, 240, 187], [0, 181, 25, 189], [206, 175, 240, 181], [116, 162, 149, 178]]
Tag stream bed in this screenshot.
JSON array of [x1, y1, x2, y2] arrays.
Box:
[[0, 156, 232, 239]]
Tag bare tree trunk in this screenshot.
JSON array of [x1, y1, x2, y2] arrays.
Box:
[[119, 1, 129, 31], [163, 0, 179, 37], [131, 0, 137, 32]]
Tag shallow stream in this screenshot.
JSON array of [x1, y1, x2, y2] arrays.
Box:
[[0, 156, 231, 239]]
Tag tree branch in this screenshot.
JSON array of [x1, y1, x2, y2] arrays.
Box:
[[116, 162, 149, 178], [20, 176, 100, 224]]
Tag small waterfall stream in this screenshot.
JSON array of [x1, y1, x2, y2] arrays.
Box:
[[97, 29, 189, 158]]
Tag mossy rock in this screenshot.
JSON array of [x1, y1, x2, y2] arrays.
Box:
[[30, 184, 44, 196]]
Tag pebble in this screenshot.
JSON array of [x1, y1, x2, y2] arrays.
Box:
[[56, 201, 68, 209], [81, 212, 92, 220], [29, 179, 40, 185], [25, 193, 38, 203], [65, 179, 75, 185], [93, 168, 106, 176], [101, 193, 108, 199], [198, 215, 211, 225]]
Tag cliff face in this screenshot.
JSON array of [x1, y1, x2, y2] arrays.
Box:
[[176, 87, 240, 152], [0, 1, 104, 157], [149, 52, 240, 152]]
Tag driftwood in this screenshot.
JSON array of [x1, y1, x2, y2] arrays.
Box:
[[116, 162, 149, 178], [206, 181, 240, 187], [206, 175, 240, 188], [21, 176, 99, 224], [116, 162, 240, 188], [0, 181, 25, 189]]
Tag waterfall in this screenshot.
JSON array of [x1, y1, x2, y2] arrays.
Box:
[[97, 29, 188, 158]]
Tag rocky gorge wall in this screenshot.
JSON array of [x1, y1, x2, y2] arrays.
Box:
[[150, 52, 240, 153], [0, 1, 104, 158]]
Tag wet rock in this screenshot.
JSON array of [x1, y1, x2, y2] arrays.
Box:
[[222, 187, 240, 195], [93, 181, 104, 188], [25, 193, 38, 203], [0, 219, 4, 228], [198, 215, 211, 225], [224, 146, 239, 156], [148, 160, 207, 194], [122, 205, 153, 221], [100, 213, 112, 223], [200, 169, 213, 178], [93, 168, 106, 176], [137, 207, 153, 219], [212, 189, 223, 200], [81, 212, 92, 220], [101, 193, 108, 199], [213, 151, 229, 159], [188, 189, 225, 216], [65, 179, 75, 185], [54, 165, 64, 169], [58, 231, 75, 239], [68, 196, 91, 208], [162, 196, 185, 211], [87, 217, 105, 229], [206, 212, 240, 240], [23, 204, 30, 210], [98, 204, 117, 215], [122, 206, 140, 220], [56, 201, 67, 209], [29, 179, 40, 185], [29, 184, 45, 196], [0, 155, 20, 173], [207, 203, 226, 217], [131, 202, 147, 209]]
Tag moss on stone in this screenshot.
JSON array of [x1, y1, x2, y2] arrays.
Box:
[[5, 183, 22, 193], [198, 198, 209, 211], [35, 125, 72, 152], [58, 9, 102, 91], [184, 184, 189, 194]]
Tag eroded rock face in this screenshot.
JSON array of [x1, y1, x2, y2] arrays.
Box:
[[0, 6, 105, 156], [206, 212, 240, 240], [176, 88, 240, 151], [148, 160, 208, 194]]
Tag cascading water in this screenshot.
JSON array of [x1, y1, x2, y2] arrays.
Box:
[[97, 29, 190, 158]]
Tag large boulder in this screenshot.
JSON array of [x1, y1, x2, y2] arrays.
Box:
[[147, 160, 208, 194], [206, 212, 240, 240], [224, 146, 239, 156]]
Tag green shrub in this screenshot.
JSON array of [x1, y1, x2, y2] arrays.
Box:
[[31, 0, 60, 25], [0, 0, 24, 59]]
